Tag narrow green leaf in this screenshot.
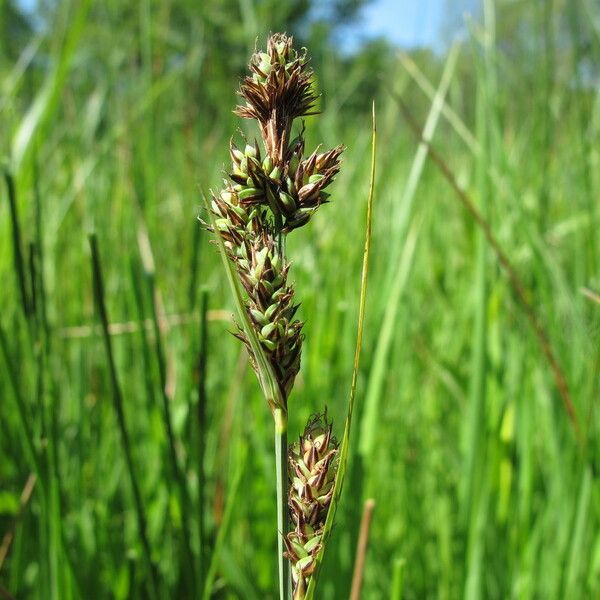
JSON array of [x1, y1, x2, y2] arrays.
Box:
[[304, 103, 377, 600], [201, 192, 285, 412], [12, 0, 91, 171], [3, 169, 31, 318], [88, 235, 160, 599], [202, 440, 248, 600]]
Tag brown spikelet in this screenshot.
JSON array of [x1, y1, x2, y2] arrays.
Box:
[[284, 414, 339, 599], [207, 187, 303, 400], [236, 33, 319, 165], [205, 33, 344, 410]]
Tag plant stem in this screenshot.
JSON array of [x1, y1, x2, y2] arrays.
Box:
[[274, 408, 290, 600], [195, 289, 209, 585], [89, 235, 160, 598], [4, 171, 32, 318], [350, 499, 376, 600]]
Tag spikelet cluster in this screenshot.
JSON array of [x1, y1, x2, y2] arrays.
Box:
[[285, 414, 339, 599], [210, 184, 302, 400], [233, 33, 343, 232], [207, 33, 343, 406]]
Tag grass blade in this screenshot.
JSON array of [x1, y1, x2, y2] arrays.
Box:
[[357, 45, 457, 463], [392, 95, 584, 449], [358, 220, 419, 460], [0, 474, 37, 573], [200, 193, 285, 412], [88, 234, 160, 599], [0, 324, 39, 476], [304, 102, 376, 600], [142, 266, 197, 594], [398, 48, 477, 153], [563, 466, 592, 597], [389, 43, 460, 265], [3, 169, 31, 317], [195, 288, 209, 584], [12, 0, 90, 171], [390, 558, 405, 600], [201, 439, 247, 600]]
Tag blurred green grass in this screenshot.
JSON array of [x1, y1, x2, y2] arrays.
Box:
[[1, 0, 599, 598]]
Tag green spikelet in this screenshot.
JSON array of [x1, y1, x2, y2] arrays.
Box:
[[285, 414, 339, 599], [208, 189, 303, 400]]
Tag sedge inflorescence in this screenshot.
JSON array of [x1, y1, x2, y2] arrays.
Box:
[[207, 33, 342, 598], [208, 33, 343, 406]]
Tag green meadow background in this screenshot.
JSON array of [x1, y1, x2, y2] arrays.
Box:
[[1, 0, 599, 598]]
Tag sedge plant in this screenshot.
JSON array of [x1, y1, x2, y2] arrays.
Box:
[[204, 33, 346, 599]]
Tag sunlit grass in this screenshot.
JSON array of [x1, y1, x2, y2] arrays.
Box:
[[1, 1, 599, 599]]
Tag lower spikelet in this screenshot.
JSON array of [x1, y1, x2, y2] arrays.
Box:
[[285, 414, 339, 599]]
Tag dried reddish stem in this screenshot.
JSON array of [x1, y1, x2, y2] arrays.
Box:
[[394, 93, 583, 448]]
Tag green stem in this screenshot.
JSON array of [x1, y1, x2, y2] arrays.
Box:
[[89, 235, 160, 598], [274, 408, 290, 600]]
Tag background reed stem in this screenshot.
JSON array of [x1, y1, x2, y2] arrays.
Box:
[[89, 234, 160, 599]]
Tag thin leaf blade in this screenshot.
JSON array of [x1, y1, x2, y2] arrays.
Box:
[[304, 103, 377, 600], [200, 192, 285, 411]]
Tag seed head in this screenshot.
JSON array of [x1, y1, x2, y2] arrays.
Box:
[[208, 187, 303, 400], [206, 33, 343, 406], [236, 33, 318, 166], [285, 413, 339, 599]]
